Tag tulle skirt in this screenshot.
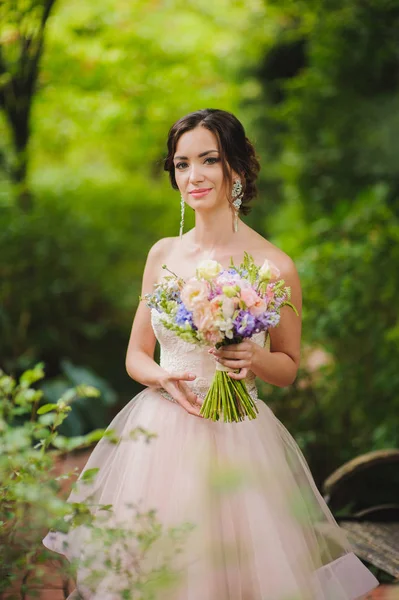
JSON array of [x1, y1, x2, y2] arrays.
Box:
[[43, 388, 379, 600]]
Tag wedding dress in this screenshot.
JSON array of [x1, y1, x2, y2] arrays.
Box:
[[43, 308, 379, 599]]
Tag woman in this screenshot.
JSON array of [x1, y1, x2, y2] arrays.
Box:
[[44, 109, 379, 599]]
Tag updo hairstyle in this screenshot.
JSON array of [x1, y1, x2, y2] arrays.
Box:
[[163, 108, 260, 215]]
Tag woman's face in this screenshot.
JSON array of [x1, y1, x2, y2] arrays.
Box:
[[173, 126, 236, 212]]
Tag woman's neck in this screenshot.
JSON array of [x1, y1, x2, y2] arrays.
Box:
[[189, 206, 240, 253]]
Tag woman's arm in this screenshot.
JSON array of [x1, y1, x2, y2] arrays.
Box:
[[125, 238, 169, 387], [210, 256, 302, 388], [125, 239, 203, 416], [252, 256, 302, 386]]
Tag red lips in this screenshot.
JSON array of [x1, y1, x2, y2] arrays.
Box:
[[189, 188, 212, 194]]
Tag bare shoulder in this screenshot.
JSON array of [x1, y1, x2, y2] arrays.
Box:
[[147, 236, 176, 261], [246, 230, 302, 317], [145, 236, 180, 283], [146, 236, 180, 269], [267, 243, 299, 282], [244, 228, 298, 278]]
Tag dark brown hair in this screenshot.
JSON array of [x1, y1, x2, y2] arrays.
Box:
[[163, 109, 260, 215]]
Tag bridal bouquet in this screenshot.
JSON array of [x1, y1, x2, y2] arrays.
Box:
[[144, 253, 298, 422]]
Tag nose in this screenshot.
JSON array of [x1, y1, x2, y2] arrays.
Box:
[[188, 163, 205, 183]]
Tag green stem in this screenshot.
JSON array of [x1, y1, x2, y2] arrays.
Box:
[[200, 370, 258, 423]]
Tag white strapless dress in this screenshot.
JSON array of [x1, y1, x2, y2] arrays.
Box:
[[43, 309, 379, 599]]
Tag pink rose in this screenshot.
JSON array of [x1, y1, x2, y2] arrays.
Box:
[[249, 297, 267, 317], [259, 259, 281, 283], [204, 329, 224, 345], [240, 287, 261, 308], [181, 278, 210, 311], [216, 272, 241, 287], [192, 306, 214, 332], [210, 295, 223, 317], [266, 284, 275, 301]]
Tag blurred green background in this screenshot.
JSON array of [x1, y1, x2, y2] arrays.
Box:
[[1, 0, 399, 485]]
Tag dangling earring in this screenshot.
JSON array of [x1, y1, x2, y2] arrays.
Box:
[[231, 178, 243, 233], [179, 194, 185, 240]]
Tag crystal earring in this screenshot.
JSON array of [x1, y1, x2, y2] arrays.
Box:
[[231, 178, 243, 233], [179, 194, 185, 240]]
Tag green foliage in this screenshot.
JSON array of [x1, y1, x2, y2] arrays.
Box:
[[0, 364, 187, 598], [300, 189, 399, 446], [1, 0, 399, 481], [250, 0, 399, 479], [0, 0, 57, 204], [249, 0, 399, 219], [0, 363, 97, 591], [259, 188, 399, 481], [0, 194, 133, 419], [40, 360, 117, 436], [0, 0, 267, 409], [30, 0, 265, 187]]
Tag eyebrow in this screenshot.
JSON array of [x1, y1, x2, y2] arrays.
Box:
[[173, 149, 219, 161]]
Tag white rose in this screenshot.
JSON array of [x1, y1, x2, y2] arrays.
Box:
[[258, 259, 280, 283], [222, 296, 235, 319], [196, 259, 223, 281], [216, 317, 234, 339]]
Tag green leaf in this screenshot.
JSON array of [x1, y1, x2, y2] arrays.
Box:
[[51, 435, 69, 449], [84, 428, 106, 444], [75, 384, 100, 398], [0, 375, 16, 395], [80, 467, 100, 483], [37, 403, 58, 415], [14, 389, 43, 405], [20, 363, 45, 387]]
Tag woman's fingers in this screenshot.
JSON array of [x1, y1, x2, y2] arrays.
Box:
[[173, 389, 203, 416], [179, 397, 203, 417], [163, 378, 203, 416], [163, 382, 189, 406], [170, 372, 197, 382], [180, 381, 202, 407], [167, 374, 201, 405], [167, 373, 201, 403], [227, 367, 249, 380], [213, 349, 250, 360], [215, 358, 248, 369]]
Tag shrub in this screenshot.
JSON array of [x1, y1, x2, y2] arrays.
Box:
[[0, 364, 189, 599]]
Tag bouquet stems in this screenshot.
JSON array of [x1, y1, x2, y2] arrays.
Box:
[[200, 364, 259, 423]]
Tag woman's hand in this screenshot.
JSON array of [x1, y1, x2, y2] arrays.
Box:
[[157, 371, 203, 417], [208, 342, 259, 380]]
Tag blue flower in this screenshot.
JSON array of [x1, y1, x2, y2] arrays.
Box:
[[170, 290, 180, 301], [175, 304, 196, 329], [256, 312, 280, 330], [233, 311, 256, 337]]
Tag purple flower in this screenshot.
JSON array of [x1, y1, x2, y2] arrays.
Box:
[[273, 294, 287, 309], [175, 304, 196, 329], [256, 311, 280, 330], [233, 311, 257, 337], [208, 286, 221, 299], [146, 289, 163, 311]]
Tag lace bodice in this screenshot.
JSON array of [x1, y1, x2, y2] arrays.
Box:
[[151, 308, 269, 402]]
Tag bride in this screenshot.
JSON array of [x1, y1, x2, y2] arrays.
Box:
[[43, 109, 379, 599]]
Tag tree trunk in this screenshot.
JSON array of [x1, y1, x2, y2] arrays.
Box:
[[0, 0, 57, 210]]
